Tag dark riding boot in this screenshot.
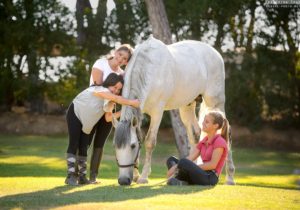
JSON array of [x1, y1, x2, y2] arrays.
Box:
[[65, 153, 78, 186], [78, 155, 90, 185], [89, 148, 103, 184]]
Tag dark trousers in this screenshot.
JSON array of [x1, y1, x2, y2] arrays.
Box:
[[89, 114, 112, 149], [166, 156, 219, 185], [66, 103, 89, 156]]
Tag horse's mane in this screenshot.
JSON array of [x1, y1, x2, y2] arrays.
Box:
[[114, 37, 165, 146], [114, 108, 144, 148], [120, 36, 164, 121], [114, 120, 131, 148]]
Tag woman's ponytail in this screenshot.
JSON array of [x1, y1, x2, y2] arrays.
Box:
[[221, 118, 229, 146], [208, 111, 230, 148]]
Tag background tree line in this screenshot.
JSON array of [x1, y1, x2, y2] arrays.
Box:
[[0, 0, 299, 129]]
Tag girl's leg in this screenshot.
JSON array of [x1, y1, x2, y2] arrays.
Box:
[[166, 156, 189, 185], [177, 158, 218, 185], [89, 116, 112, 183], [65, 103, 82, 185], [93, 116, 112, 148], [166, 156, 179, 169], [66, 103, 82, 155], [78, 132, 90, 184]]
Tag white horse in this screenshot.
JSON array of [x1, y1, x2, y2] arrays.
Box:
[[113, 36, 235, 185]]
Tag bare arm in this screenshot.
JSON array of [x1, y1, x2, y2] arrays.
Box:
[[186, 147, 201, 161], [93, 91, 140, 108], [198, 148, 224, 171], [91, 68, 104, 85], [105, 111, 121, 122], [166, 148, 200, 178]]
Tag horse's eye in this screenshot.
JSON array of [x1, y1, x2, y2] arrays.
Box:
[[131, 144, 136, 149]]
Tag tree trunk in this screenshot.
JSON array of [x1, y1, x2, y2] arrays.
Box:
[[145, 0, 189, 158], [25, 0, 44, 112], [76, 0, 92, 46], [246, 0, 256, 53], [95, 0, 107, 48]]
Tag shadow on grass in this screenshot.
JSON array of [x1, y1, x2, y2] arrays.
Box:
[[0, 184, 212, 210]]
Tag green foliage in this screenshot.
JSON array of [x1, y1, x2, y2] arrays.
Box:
[[0, 0, 299, 129], [107, 0, 150, 44], [0, 0, 75, 112], [225, 53, 263, 128], [46, 55, 90, 108], [256, 46, 299, 126], [225, 46, 300, 128]]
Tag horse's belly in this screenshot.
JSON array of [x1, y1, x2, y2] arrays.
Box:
[[164, 85, 204, 110], [164, 67, 206, 109]]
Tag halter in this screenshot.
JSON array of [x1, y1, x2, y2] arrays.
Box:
[[116, 143, 141, 168]]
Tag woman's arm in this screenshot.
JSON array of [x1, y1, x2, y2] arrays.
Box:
[[91, 68, 104, 85], [167, 165, 177, 178], [104, 111, 121, 122], [186, 147, 201, 161], [166, 148, 200, 178], [198, 148, 224, 171], [93, 91, 140, 108]]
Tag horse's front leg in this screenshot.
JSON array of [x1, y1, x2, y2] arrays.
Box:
[[133, 158, 140, 182], [137, 110, 164, 184]]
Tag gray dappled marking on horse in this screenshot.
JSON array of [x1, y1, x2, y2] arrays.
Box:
[[113, 36, 235, 185]]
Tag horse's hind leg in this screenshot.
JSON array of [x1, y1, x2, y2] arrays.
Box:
[[137, 109, 164, 184], [225, 125, 235, 185], [179, 101, 201, 153]]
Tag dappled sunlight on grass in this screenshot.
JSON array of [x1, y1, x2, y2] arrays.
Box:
[[0, 156, 64, 167], [236, 174, 298, 189]]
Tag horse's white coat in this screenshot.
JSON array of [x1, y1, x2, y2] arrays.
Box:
[[114, 36, 235, 185]]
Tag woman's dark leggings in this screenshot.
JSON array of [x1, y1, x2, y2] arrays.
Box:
[[66, 103, 90, 156], [166, 156, 219, 185], [89, 115, 112, 149]]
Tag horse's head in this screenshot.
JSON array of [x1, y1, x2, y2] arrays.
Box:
[[113, 112, 143, 185]]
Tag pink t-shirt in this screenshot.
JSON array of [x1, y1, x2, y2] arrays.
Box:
[[196, 134, 228, 175]]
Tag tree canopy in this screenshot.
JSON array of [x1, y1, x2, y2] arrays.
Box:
[[0, 0, 299, 128]]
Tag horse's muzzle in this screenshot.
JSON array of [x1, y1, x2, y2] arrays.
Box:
[[118, 177, 132, 185]]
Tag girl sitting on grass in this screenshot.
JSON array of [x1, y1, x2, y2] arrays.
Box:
[[166, 111, 229, 186]]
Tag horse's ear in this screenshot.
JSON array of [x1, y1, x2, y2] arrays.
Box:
[[131, 116, 138, 128]]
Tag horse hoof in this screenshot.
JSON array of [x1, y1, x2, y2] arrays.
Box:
[[133, 176, 140, 182], [225, 180, 236, 185], [137, 178, 148, 184]]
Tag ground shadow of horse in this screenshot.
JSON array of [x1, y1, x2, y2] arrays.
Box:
[[0, 184, 213, 209]]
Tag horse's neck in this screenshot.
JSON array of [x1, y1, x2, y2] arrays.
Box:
[[121, 69, 146, 121], [121, 39, 167, 120], [122, 53, 152, 113]]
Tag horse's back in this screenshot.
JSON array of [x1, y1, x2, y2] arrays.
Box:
[[162, 41, 224, 109]]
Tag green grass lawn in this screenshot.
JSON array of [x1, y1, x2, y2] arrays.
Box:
[[0, 134, 299, 210]]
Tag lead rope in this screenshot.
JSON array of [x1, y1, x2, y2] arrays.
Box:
[[111, 103, 118, 128], [152, 167, 179, 186]]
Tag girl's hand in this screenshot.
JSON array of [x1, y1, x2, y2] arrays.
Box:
[[131, 99, 140, 108], [104, 101, 115, 112], [167, 165, 178, 178]]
